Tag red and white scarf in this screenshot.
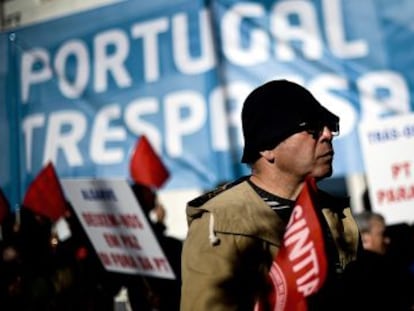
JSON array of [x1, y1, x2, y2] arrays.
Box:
[[255, 178, 328, 311]]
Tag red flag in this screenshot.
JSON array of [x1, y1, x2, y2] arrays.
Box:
[[129, 135, 170, 188], [0, 188, 10, 225], [23, 162, 67, 221], [255, 177, 328, 311]]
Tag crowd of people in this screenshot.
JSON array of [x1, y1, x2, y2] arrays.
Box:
[[0, 183, 182, 311], [1, 79, 414, 310]]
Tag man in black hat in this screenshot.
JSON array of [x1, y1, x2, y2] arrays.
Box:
[[180, 80, 361, 311]]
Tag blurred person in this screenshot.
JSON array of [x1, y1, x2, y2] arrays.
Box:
[[344, 211, 413, 310], [62, 203, 123, 311], [19, 208, 57, 310], [386, 222, 414, 287], [357, 211, 389, 254], [180, 80, 361, 311], [0, 211, 25, 310], [0, 207, 59, 311], [127, 183, 182, 311]]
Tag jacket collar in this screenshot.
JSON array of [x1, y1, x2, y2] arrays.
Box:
[[187, 181, 285, 246]]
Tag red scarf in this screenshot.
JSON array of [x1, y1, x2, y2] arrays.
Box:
[[255, 178, 328, 311]]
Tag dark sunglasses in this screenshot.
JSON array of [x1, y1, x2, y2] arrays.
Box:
[[297, 120, 340, 138]]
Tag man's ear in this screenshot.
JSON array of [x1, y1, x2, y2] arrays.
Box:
[[259, 150, 275, 164]]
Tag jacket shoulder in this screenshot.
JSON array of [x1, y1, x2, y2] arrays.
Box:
[[188, 176, 248, 208], [186, 179, 284, 246]]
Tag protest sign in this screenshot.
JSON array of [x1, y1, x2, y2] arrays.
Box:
[[359, 113, 414, 224], [62, 178, 175, 279]]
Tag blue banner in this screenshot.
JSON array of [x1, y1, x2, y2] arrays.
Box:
[[1, 0, 414, 206]]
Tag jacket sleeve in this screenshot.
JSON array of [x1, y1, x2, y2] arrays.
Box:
[[180, 212, 269, 311]]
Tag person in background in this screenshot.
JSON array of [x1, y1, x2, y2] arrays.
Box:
[[56, 204, 123, 311], [344, 211, 414, 310], [180, 80, 361, 311], [128, 183, 182, 311], [0, 211, 25, 310], [1, 208, 58, 311], [356, 211, 389, 254]]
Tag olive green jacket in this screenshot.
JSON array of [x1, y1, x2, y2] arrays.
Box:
[[180, 180, 360, 311]]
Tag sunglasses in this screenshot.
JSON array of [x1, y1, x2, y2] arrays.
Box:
[[297, 120, 340, 138]]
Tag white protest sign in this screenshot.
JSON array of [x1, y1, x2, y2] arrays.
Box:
[[359, 114, 414, 224], [61, 178, 175, 279]]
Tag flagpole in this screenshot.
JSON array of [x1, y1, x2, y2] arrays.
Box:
[[8, 33, 23, 218], [14, 204, 21, 232]]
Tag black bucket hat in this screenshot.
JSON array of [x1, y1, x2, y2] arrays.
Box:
[[241, 80, 339, 164]]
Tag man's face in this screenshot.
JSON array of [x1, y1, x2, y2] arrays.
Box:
[[362, 218, 389, 255], [272, 126, 335, 180]]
